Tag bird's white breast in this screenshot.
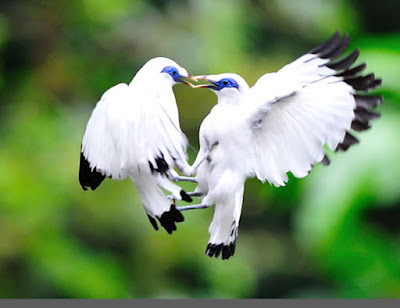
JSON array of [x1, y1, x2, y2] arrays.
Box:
[[201, 104, 253, 174]]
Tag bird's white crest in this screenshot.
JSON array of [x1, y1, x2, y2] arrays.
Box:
[[189, 32, 382, 260], [79, 56, 192, 234]]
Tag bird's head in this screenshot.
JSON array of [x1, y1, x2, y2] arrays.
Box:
[[138, 57, 196, 86], [193, 73, 249, 104]]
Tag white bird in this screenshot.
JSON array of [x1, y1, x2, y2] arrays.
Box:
[[79, 57, 197, 234], [179, 31, 382, 259]]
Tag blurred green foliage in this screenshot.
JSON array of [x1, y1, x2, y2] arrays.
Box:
[[0, 0, 399, 299]]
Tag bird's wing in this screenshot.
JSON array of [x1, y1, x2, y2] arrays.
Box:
[[245, 31, 382, 187], [80, 81, 190, 191], [80, 83, 131, 190], [129, 84, 189, 175]]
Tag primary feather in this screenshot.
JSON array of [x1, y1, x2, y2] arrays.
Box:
[[193, 31, 382, 259], [79, 57, 193, 234]]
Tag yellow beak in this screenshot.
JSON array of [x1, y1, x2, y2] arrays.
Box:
[[185, 75, 213, 88]]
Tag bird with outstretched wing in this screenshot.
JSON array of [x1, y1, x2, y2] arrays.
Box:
[[179, 31, 382, 260]]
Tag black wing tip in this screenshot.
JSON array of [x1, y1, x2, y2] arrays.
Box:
[[79, 151, 106, 191], [205, 241, 236, 260], [335, 93, 382, 152], [321, 155, 331, 166], [335, 61, 365, 78], [370, 78, 382, 89], [308, 31, 353, 60], [355, 109, 381, 121], [321, 33, 350, 59], [329, 49, 361, 72], [152, 204, 185, 234], [355, 94, 383, 109], [308, 32, 383, 156], [344, 73, 382, 141], [309, 30, 341, 55], [344, 73, 380, 92], [350, 109, 381, 132], [351, 120, 371, 132], [335, 132, 359, 152], [180, 190, 193, 203], [310, 33, 382, 94]]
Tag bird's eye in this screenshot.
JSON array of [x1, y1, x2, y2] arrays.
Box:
[[161, 66, 180, 78], [217, 78, 239, 90]]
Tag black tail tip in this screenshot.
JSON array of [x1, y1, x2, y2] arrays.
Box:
[[205, 241, 236, 260], [147, 215, 159, 231], [149, 204, 185, 234]]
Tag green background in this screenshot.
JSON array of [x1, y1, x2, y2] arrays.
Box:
[[0, 0, 399, 299]]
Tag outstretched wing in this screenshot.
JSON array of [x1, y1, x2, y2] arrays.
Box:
[[79, 83, 131, 190], [246, 31, 382, 187]]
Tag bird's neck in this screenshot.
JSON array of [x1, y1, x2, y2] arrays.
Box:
[[217, 95, 241, 106]]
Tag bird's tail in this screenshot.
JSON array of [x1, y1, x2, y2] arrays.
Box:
[[131, 175, 184, 234], [205, 186, 244, 260]]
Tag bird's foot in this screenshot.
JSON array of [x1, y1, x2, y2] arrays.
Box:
[[180, 166, 194, 177], [167, 192, 181, 201]]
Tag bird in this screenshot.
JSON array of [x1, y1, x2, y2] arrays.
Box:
[[79, 57, 197, 234], [178, 31, 382, 260]]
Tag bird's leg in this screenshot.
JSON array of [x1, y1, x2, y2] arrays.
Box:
[[186, 192, 203, 197], [156, 174, 193, 202], [188, 138, 218, 175], [174, 176, 198, 183], [168, 169, 198, 183], [177, 203, 211, 211], [167, 191, 203, 201]]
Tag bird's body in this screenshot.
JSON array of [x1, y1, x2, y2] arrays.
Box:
[[79, 57, 194, 233], [193, 85, 255, 259], [189, 32, 382, 259]]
